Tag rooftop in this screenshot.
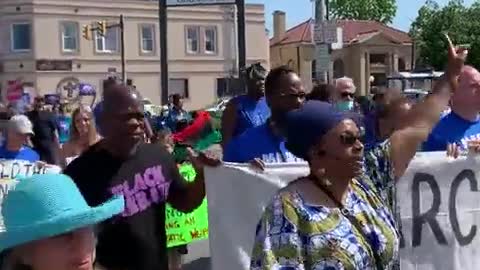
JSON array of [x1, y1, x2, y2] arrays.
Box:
[[270, 19, 412, 47]]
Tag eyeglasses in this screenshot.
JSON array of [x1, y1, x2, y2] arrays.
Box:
[[341, 92, 355, 98], [278, 92, 306, 100]]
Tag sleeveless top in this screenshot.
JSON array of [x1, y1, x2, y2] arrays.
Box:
[[231, 95, 270, 137]]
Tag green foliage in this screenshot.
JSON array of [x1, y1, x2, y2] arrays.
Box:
[[411, 0, 480, 70], [328, 0, 397, 23]]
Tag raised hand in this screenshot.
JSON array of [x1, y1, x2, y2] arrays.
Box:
[[444, 33, 468, 91]]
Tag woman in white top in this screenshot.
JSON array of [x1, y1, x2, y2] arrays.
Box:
[[61, 106, 99, 167]]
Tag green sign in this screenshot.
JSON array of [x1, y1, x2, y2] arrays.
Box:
[[166, 163, 209, 247]]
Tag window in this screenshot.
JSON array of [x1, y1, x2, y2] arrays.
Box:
[[370, 54, 386, 64], [204, 27, 217, 54], [169, 79, 189, 98], [140, 25, 155, 53], [61, 22, 78, 52], [95, 27, 118, 53], [11, 23, 31, 51], [186, 26, 200, 54]]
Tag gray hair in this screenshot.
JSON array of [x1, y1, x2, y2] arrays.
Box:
[[335, 77, 356, 92]]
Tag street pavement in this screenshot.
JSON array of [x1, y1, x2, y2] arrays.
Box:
[[183, 239, 211, 270]]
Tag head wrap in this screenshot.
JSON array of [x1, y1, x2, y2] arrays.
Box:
[[245, 63, 267, 81], [284, 101, 362, 160]]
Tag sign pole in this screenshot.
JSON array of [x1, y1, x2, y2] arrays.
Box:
[[120, 14, 127, 85], [159, 0, 169, 105], [236, 0, 246, 93], [314, 0, 329, 83]]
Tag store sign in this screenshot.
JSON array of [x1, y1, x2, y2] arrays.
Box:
[[314, 21, 338, 44], [36, 60, 72, 71], [166, 0, 235, 6]]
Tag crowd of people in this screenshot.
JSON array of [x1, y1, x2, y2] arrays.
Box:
[[0, 33, 479, 270]]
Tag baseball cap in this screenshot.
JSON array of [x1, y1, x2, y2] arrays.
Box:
[[9, 114, 34, 135]]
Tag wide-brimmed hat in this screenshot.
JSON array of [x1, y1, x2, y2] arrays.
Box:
[[0, 174, 124, 252]]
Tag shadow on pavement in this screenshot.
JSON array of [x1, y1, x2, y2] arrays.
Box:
[[182, 257, 211, 270]]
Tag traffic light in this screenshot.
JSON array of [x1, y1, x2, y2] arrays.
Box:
[[82, 24, 92, 40], [97, 21, 107, 36]]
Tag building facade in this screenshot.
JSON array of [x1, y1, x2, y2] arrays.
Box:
[[0, 0, 270, 109], [270, 11, 412, 96]]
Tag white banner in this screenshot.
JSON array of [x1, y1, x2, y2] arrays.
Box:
[[166, 0, 235, 6], [205, 152, 480, 270], [0, 160, 61, 232]]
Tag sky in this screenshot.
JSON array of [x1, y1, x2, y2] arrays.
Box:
[[246, 0, 475, 33]]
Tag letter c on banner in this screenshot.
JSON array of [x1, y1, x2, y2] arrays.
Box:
[[449, 169, 478, 246]]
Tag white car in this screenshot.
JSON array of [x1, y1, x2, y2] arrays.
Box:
[[404, 89, 428, 101]]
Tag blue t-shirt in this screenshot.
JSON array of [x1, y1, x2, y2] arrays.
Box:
[[0, 145, 40, 162], [57, 115, 72, 144], [223, 123, 303, 163], [423, 111, 480, 151], [231, 95, 270, 138]]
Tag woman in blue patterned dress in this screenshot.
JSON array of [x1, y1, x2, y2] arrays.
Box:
[[250, 37, 467, 270]]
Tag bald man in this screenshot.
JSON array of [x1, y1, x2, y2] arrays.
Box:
[[64, 83, 216, 270], [423, 65, 480, 151]]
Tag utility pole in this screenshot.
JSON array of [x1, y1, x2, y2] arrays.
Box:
[[159, 0, 169, 105], [236, 0, 246, 93]]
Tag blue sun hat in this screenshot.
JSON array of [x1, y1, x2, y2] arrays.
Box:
[[0, 174, 124, 252]]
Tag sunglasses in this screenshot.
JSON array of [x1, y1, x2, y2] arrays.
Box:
[[340, 133, 363, 146], [341, 92, 355, 98]]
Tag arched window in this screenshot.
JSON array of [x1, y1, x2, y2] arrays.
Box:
[[287, 59, 295, 69], [333, 59, 345, 79]]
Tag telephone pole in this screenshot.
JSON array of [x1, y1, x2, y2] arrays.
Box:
[[159, 0, 169, 105], [236, 0, 246, 92]]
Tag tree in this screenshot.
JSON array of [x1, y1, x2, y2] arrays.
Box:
[[328, 0, 397, 24], [411, 0, 480, 70]]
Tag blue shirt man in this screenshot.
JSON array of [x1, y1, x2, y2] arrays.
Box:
[[423, 66, 480, 151], [223, 65, 306, 163], [223, 122, 302, 163], [0, 145, 39, 162], [423, 111, 480, 151], [0, 115, 39, 162]]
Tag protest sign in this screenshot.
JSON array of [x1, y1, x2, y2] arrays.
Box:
[[205, 153, 480, 270], [0, 159, 61, 232], [166, 163, 209, 247]]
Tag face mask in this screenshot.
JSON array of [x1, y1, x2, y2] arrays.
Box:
[[336, 101, 354, 112]]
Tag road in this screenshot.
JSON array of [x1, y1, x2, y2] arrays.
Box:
[[182, 239, 211, 270]]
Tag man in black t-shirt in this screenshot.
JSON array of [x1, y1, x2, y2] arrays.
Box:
[[64, 83, 216, 270], [27, 97, 60, 164]]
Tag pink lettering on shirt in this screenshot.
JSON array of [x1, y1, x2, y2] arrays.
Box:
[[110, 165, 171, 217]]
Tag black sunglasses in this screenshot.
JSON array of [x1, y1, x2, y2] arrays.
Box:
[[341, 92, 355, 98], [340, 133, 363, 146]]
